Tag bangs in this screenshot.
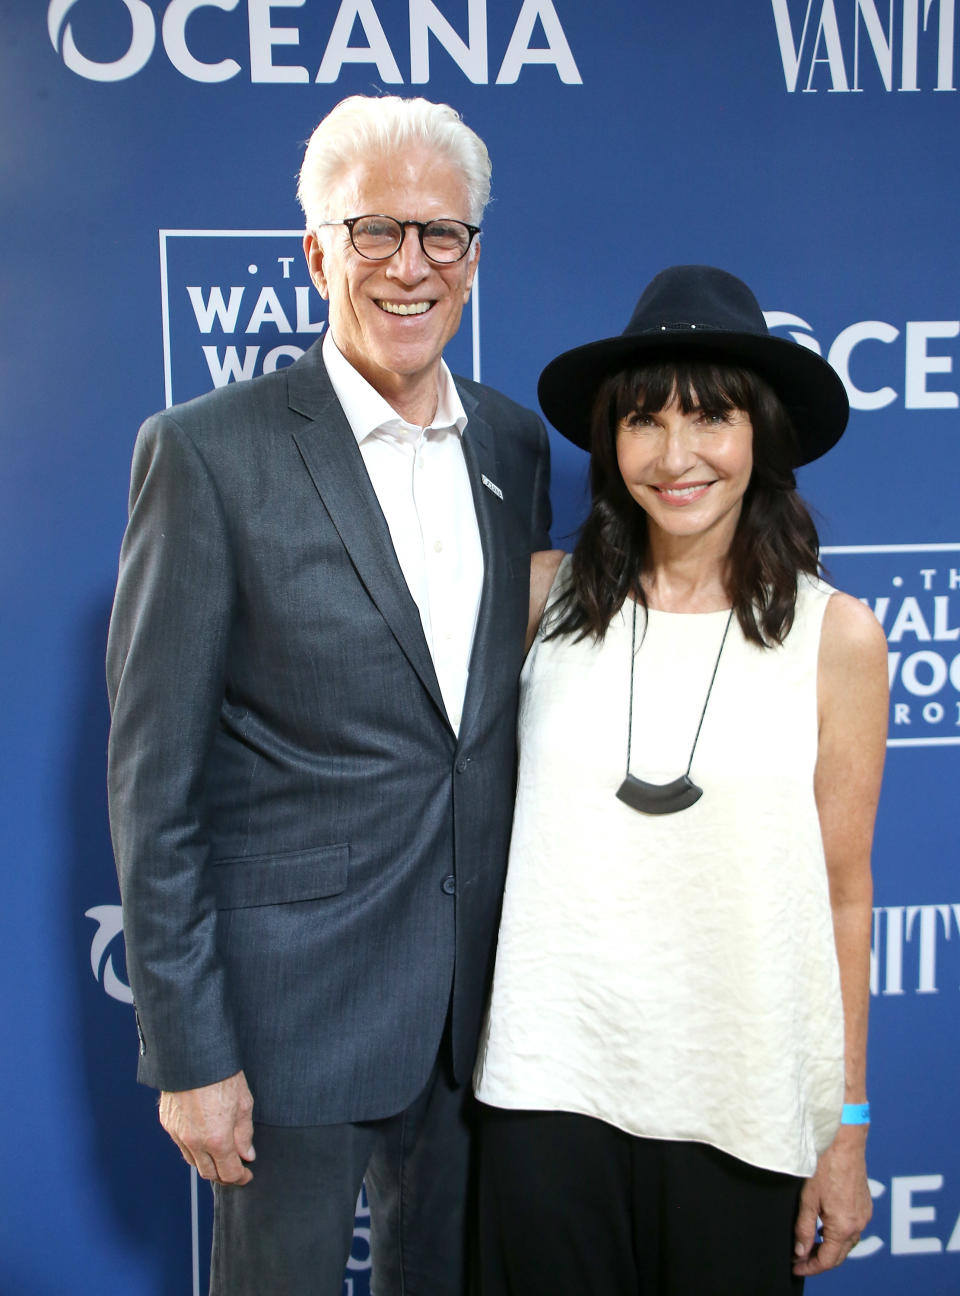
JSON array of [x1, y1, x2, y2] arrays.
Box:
[[589, 355, 797, 497], [610, 359, 762, 422]]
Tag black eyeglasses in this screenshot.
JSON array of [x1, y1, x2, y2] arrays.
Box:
[[317, 215, 481, 264]]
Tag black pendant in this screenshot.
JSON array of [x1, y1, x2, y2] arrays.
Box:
[[615, 773, 703, 815]]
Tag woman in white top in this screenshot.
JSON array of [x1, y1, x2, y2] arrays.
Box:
[[474, 266, 888, 1295]]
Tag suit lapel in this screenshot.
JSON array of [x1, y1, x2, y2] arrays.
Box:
[[457, 387, 507, 743], [287, 345, 447, 723]]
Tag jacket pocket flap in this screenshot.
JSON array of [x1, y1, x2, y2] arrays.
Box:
[[213, 844, 348, 909]]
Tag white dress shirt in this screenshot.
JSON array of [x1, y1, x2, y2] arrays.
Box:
[[322, 330, 484, 734]]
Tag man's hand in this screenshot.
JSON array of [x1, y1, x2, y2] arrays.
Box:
[[159, 1070, 255, 1185], [793, 1126, 871, 1276]]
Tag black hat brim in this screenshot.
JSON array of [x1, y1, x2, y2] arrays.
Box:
[[537, 328, 849, 466]]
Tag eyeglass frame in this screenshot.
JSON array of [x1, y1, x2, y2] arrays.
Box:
[[315, 214, 481, 264]]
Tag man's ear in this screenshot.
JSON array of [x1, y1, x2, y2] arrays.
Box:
[[462, 240, 480, 303], [303, 232, 329, 299]]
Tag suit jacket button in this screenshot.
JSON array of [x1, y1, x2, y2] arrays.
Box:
[[456, 757, 468, 773], [441, 875, 456, 895]]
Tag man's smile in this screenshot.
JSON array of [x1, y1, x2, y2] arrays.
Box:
[[376, 299, 434, 316]]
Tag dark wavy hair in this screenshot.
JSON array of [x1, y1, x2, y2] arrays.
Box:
[[546, 358, 821, 648]]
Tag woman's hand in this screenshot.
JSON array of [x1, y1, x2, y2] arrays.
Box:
[[793, 1124, 871, 1275]]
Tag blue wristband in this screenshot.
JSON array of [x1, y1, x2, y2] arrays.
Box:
[[841, 1102, 871, 1125]]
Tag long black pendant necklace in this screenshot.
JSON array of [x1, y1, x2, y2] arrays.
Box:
[[616, 599, 734, 815]]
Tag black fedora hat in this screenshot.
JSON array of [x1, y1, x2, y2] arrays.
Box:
[[537, 265, 849, 465]]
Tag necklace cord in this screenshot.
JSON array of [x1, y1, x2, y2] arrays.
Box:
[[625, 599, 637, 774], [625, 601, 735, 780]]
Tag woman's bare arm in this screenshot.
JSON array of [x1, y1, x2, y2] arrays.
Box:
[[794, 591, 888, 1276], [526, 551, 566, 653]]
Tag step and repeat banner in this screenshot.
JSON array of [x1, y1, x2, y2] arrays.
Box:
[[2, 2, 957, 1293]]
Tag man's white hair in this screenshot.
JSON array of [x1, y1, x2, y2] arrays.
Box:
[[297, 95, 491, 230]]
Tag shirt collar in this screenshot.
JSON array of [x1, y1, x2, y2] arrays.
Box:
[[322, 330, 468, 445]]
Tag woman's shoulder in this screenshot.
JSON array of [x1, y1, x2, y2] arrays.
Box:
[[792, 573, 887, 659], [820, 588, 889, 663], [816, 589, 889, 754]]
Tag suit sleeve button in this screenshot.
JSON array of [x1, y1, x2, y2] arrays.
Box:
[[441, 875, 456, 895]]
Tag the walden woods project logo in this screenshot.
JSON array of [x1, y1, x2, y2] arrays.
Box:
[[161, 230, 325, 405]]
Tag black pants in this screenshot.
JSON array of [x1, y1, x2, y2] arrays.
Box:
[[478, 1107, 805, 1296], [210, 1055, 476, 1296]]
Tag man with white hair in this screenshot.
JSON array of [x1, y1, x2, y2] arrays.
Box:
[[107, 94, 551, 1294]]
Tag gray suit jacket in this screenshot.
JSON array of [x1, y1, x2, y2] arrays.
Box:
[[106, 340, 551, 1125]]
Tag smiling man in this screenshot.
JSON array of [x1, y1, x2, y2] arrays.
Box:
[[107, 95, 551, 1296]]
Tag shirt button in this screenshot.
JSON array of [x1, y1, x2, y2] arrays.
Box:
[[441, 875, 456, 895], [433, 539, 443, 553]]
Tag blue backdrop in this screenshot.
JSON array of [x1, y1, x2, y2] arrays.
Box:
[[2, 2, 958, 1292]]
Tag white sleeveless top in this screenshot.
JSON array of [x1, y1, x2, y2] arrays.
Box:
[[474, 557, 844, 1177]]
